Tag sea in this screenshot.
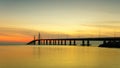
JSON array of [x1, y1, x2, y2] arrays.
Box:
[[0, 45, 120, 68]]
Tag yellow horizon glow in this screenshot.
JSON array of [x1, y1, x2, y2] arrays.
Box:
[[0, 0, 120, 43]]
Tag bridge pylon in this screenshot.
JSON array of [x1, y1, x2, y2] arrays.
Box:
[[33, 35, 36, 45], [38, 33, 41, 45]]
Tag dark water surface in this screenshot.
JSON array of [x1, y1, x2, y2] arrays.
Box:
[[0, 45, 120, 68]]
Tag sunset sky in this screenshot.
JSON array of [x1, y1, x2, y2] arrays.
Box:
[[0, 0, 120, 44]]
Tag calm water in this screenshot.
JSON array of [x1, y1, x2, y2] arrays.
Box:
[[0, 45, 120, 68]]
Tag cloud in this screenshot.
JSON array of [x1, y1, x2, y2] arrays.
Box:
[[0, 27, 37, 36], [0, 27, 40, 43], [76, 21, 120, 37], [0, 27, 72, 44], [80, 21, 120, 29]]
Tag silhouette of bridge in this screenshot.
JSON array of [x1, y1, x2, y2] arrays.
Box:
[[27, 33, 120, 46]]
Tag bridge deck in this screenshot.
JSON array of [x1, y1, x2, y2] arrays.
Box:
[[27, 37, 120, 45], [34, 37, 120, 41]]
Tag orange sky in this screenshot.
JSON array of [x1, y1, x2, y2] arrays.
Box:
[[0, 0, 120, 44]]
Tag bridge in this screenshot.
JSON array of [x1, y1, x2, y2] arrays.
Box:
[[27, 33, 120, 46]]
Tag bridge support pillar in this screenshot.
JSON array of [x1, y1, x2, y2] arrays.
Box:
[[33, 36, 36, 45], [81, 40, 85, 46], [69, 40, 72, 45], [103, 40, 107, 44], [46, 40, 48, 45], [58, 40, 60, 45], [64, 40, 67, 45], [33, 41, 36, 45], [53, 40, 56, 45], [73, 40, 76, 45], [38, 33, 41, 45], [52, 40, 53, 45], [61, 40, 63, 45], [49, 40, 51, 45], [55, 40, 56, 45], [87, 40, 90, 46], [43, 40, 45, 45], [38, 40, 40, 45], [53, 40, 54, 45]]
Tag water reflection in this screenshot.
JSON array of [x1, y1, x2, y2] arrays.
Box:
[[0, 45, 120, 68], [33, 46, 40, 57], [31, 46, 120, 68]]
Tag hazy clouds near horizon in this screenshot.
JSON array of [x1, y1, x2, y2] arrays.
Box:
[[0, 0, 120, 44]]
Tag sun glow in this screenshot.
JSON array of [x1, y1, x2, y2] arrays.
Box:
[[0, 0, 120, 44]]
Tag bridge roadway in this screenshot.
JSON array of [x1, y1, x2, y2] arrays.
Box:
[[27, 37, 120, 46]]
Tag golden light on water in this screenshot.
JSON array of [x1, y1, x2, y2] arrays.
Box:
[[0, 46, 120, 68]]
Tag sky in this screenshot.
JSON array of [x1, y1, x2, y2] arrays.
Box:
[[0, 0, 120, 44]]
